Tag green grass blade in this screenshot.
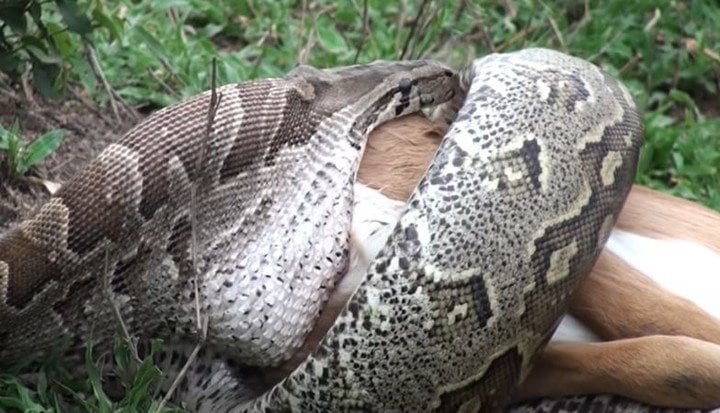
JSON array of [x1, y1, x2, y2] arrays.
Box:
[[18, 129, 65, 175]]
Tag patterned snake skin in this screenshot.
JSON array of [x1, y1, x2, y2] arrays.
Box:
[[0, 49, 642, 411], [511, 395, 708, 413]]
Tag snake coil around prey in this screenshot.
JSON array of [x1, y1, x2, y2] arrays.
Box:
[[0, 48, 643, 411]]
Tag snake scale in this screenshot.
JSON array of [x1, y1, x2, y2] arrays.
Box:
[[0, 48, 642, 411]]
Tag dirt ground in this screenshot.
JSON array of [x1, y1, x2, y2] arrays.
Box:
[[0, 87, 137, 233]]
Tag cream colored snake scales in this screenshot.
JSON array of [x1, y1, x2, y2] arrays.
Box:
[[0, 49, 642, 411]]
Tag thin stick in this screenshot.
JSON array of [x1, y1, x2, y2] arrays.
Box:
[[146, 68, 179, 97], [701, 46, 720, 65], [68, 86, 115, 125], [587, 30, 624, 62], [111, 88, 141, 122], [643, 8, 661, 32], [103, 246, 142, 364], [399, 0, 429, 59], [497, 25, 539, 52], [353, 0, 370, 63], [567, 0, 591, 41], [154, 318, 208, 413], [84, 40, 139, 122], [153, 60, 220, 413], [423, 0, 466, 58], [84, 40, 121, 123], [503, 0, 518, 18], [20, 66, 37, 107], [300, 0, 308, 33], [547, 15, 565, 50], [476, 22, 497, 53], [413, 2, 439, 59], [192, 58, 222, 333], [297, 25, 316, 65], [619, 53, 642, 76]]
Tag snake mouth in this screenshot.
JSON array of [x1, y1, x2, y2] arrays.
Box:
[[263, 113, 447, 386]]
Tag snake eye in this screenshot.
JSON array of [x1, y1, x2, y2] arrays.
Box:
[[398, 78, 412, 95]]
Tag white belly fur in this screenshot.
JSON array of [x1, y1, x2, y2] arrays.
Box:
[[351, 183, 720, 343]]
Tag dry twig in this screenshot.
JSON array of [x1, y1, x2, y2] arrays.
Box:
[[399, 0, 430, 59], [153, 60, 221, 412], [103, 246, 142, 364], [20, 66, 37, 108], [354, 0, 370, 63], [547, 15, 565, 50], [84, 41, 121, 123]]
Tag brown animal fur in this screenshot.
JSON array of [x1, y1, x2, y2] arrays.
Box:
[[518, 335, 720, 407], [617, 185, 720, 253], [356, 114, 445, 200]]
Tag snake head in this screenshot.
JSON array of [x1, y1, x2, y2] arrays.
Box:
[[287, 60, 460, 130]]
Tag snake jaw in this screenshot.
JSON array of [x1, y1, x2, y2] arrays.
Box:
[[289, 60, 460, 134]]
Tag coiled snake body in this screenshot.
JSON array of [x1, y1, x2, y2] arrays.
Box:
[[0, 49, 642, 411]]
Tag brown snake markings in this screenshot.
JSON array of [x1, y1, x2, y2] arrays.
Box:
[[0, 50, 642, 412]]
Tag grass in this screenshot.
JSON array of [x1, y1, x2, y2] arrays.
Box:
[[0, 340, 182, 413], [1, 0, 719, 411], [24, 0, 720, 208], [0, 120, 65, 179]]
